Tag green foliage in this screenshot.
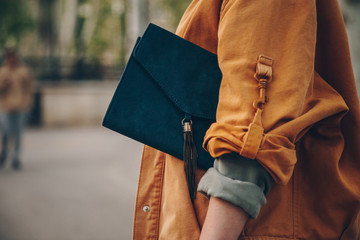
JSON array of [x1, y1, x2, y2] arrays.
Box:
[[74, 16, 86, 56], [86, 0, 112, 63], [0, 0, 36, 48], [346, 0, 360, 4], [86, 0, 125, 65], [160, 0, 192, 26]]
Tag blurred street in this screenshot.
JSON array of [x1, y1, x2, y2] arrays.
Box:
[[0, 127, 142, 240]]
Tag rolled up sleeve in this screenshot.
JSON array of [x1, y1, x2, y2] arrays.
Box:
[[198, 153, 272, 218], [203, 0, 319, 185]]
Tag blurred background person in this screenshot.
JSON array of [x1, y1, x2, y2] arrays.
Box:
[[0, 49, 34, 170]]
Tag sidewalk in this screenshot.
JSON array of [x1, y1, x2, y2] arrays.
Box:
[[0, 127, 142, 240]]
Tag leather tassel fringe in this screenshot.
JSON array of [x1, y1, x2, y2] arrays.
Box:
[[183, 119, 198, 202]]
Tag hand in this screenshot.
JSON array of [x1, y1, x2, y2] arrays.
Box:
[[200, 197, 249, 240]]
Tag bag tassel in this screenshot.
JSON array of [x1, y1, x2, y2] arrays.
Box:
[[182, 118, 198, 202]]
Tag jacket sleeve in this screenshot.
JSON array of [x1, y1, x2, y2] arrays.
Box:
[[203, 0, 318, 185]]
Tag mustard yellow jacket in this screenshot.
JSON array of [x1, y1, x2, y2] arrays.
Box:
[[133, 0, 360, 239]]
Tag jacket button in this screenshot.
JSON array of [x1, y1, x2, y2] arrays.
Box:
[[143, 205, 150, 212]]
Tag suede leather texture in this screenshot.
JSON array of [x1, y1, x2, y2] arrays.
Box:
[[103, 24, 222, 169]]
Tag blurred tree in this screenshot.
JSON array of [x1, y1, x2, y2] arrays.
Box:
[[85, 0, 112, 64], [125, 0, 149, 59], [0, 0, 192, 80], [159, 0, 191, 26], [39, 0, 57, 56], [71, 0, 127, 79], [74, 0, 90, 60], [118, 0, 127, 66], [86, 0, 123, 62], [0, 0, 35, 48], [339, 0, 360, 97], [137, 0, 149, 34], [70, 0, 106, 79], [57, 0, 78, 59], [38, 0, 61, 79]]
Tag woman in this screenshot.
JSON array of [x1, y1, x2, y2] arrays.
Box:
[[0, 49, 34, 170], [133, 0, 360, 239]]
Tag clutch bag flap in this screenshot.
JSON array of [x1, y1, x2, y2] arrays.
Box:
[[103, 23, 222, 170]]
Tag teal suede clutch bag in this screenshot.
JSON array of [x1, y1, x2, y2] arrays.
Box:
[[102, 24, 222, 199]]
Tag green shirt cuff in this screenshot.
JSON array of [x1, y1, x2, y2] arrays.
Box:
[[197, 153, 273, 218], [215, 153, 272, 195]]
